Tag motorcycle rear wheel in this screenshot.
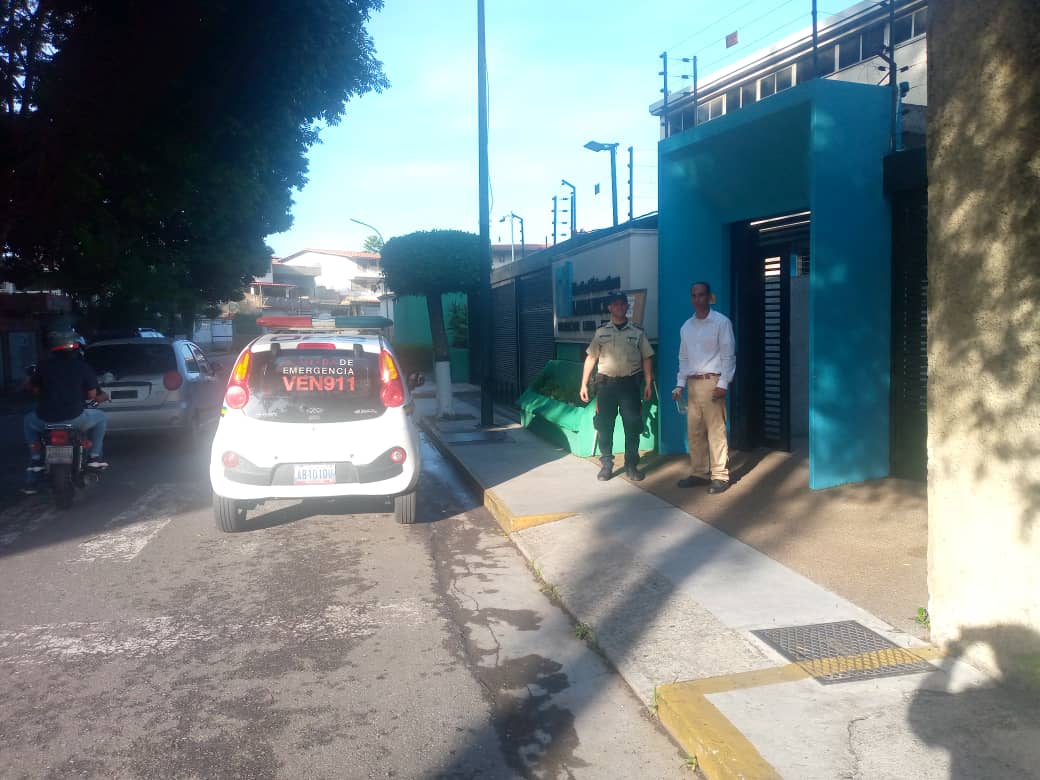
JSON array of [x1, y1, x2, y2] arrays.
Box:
[[50, 464, 74, 509]]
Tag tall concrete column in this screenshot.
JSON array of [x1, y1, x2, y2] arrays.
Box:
[[927, 0, 1040, 686]]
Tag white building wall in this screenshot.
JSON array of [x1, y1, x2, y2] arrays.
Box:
[[281, 252, 365, 293], [830, 36, 928, 104], [553, 230, 659, 342]]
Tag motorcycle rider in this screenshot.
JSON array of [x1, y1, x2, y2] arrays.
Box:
[[23, 327, 109, 494]]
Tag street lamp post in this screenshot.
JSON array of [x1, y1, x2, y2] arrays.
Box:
[[349, 217, 384, 246], [500, 212, 525, 260], [584, 140, 619, 227], [498, 215, 515, 264]]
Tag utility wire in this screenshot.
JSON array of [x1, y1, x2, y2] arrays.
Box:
[[664, 0, 758, 54], [701, 10, 810, 71]]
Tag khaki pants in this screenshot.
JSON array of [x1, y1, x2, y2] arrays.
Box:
[[686, 376, 729, 481]]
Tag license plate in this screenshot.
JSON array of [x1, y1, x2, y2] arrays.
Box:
[[293, 464, 336, 485], [111, 390, 136, 400], [46, 445, 74, 464]]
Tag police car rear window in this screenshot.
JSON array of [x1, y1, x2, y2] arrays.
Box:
[[243, 348, 382, 423]]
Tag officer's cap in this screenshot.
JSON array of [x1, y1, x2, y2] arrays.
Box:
[[606, 291, 627, 305]]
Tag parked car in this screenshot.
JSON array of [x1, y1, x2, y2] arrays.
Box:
[[208, 317, 422, 532], [84, 338, 225, 439]]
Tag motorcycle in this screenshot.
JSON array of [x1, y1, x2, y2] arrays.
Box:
[[28, 400, 105, 509]]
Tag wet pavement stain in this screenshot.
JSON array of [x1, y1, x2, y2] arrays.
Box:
[[420, 447, 590, 778]]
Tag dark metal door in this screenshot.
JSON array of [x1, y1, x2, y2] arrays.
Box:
[[517, 269, 554, 391], [492, 280, 518, 401], [730, 215, 804, 453], [761, 252, 791, 451], [890, 189, 928, 480]]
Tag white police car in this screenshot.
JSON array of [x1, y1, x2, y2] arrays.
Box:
[[209, 316, 422, 532]]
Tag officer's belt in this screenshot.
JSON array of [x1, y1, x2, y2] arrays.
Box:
[[596, 373, 641, 384]]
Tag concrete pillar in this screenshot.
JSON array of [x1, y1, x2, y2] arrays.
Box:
[[927, 0, 1040, 686]]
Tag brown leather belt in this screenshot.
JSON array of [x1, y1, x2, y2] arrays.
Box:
[[688, 373, 720, 380]]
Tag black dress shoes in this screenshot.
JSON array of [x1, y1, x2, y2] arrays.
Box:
[[597, 463, 614, 481], [708, 479, 731, 494], [677, 475, 710, 488]]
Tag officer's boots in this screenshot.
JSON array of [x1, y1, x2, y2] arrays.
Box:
[[597, 459, 613, 481]]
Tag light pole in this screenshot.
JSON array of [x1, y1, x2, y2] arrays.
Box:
[[560, 179, 576, 237], [500, 212, 525, 260], [349, 217, 384, 245], [584, 140, 619, 227], [498, 215, 515, 264]]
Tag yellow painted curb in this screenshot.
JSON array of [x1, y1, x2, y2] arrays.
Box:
[[484, 489, 574, 533], [657, 645, 944, 779]]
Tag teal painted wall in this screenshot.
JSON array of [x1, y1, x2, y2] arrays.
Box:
[[807, 84, 892, 488], [657, 79, 892, 489], [392, 293, 467, 346], [391, 292, 469, 381]]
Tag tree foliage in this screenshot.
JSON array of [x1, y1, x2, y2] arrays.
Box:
[[380, 230, 480, 362], [0, 0, 387, 328], [362, 234, 384, 253]]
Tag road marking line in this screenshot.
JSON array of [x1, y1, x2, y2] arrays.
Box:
[[71, 484, 181, 563], [0, 601, 431, 664]]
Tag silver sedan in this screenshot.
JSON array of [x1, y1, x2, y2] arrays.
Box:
[[84, 338, 226, 439]]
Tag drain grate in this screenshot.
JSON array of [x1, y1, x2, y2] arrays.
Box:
[[752, 620, 935, 685]]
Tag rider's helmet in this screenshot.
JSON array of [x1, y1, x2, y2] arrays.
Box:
[[45, 327, 82, 353]]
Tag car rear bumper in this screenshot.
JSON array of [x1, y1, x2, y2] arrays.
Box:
[[210, 461, 419, 501], [103, 404, 194, 432]]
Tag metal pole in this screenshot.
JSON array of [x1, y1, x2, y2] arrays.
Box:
[[518, 215, 526, 259], [349, 217, 384, 245], [692, 56, 699, 126], [552, 196, 558, 245], [659, 52, 668, 136], [508, 219, 515, 264], [887, 0, 898, 152], [609, 145, 618, 227], [811, 0, 819, 79], [477, 0, 493, 426], [627, 145, 633, 222]]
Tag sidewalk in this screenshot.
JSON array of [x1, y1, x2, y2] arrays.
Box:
[[415, 384, 1040, 780]]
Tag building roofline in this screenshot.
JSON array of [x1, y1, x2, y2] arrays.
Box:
[[649, 0, 926, 115]]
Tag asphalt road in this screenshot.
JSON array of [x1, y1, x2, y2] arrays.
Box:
[[0, 416, 689, 779]]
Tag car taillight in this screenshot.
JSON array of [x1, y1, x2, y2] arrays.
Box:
[[389, 447, 406, 464], [48, 430, 70, 446], [222, 451, 240, 468], [224, 350, 252, 409], [163, 370, 183, 391], [379, 350, 405, 408]]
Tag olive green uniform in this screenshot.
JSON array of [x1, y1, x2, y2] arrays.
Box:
[[587, 321, 654, 465]]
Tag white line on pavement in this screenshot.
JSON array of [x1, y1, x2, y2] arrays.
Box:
[[71, 484, 183, 563], [0, 601, 432, 664]]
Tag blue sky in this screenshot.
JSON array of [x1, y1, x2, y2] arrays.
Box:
[[266, 0, 827, 257]]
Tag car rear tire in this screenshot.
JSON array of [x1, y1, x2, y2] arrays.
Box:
[[214, 494, 247, 532], [393, 490, 417, 524]]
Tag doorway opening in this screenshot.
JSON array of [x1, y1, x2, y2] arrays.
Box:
[[730, 211, 810, 455]]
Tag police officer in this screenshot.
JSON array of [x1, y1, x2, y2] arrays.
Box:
[[579, 291, 654, 482]]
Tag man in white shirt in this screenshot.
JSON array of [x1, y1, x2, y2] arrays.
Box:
[[671, 282, 736, 493]]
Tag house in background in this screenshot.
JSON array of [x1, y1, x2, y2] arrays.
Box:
[[651, 0, 929, 490], [241, 249, 385, 318]]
